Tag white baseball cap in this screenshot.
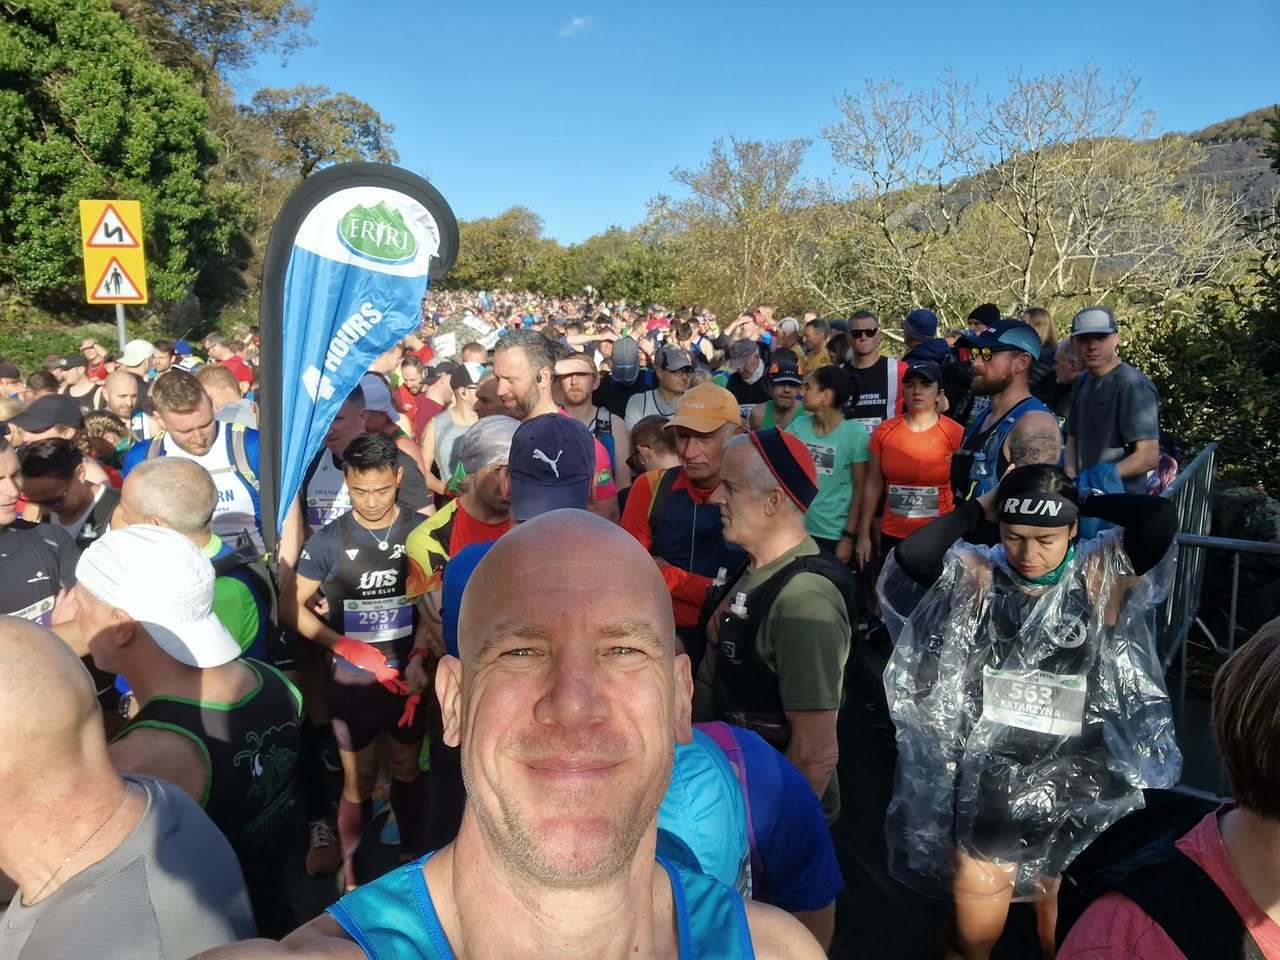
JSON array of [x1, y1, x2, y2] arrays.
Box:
[[77, 526, 241, 668], [119, 339, 155, 368]]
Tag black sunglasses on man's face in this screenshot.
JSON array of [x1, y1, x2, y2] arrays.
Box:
[[850, 328, 878, 339]]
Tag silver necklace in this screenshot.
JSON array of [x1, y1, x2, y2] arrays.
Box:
[[23, 782, 131, 906], [357, 508, 398, 552]]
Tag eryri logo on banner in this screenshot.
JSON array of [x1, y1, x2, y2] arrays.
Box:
[[301, 302, 384, 401], [338, 202, 418, 265]]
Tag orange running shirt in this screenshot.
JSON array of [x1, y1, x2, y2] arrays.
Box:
[[869, 415, 965, 539]]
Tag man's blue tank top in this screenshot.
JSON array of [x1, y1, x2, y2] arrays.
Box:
[[327, 851, 755, 959]]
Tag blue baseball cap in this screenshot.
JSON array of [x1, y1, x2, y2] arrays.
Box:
[[904, 308, 939, 340], [959, 320, 1041, 360], [508, 414, 595, 521]]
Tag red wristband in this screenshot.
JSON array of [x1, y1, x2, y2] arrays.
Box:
[[408, 647, 430, 661]]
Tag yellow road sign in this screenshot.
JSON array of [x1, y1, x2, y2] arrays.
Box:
[[80, 200, 148, 304]]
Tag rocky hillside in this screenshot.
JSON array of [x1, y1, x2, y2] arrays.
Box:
[[1188, 107, 1279, 214]]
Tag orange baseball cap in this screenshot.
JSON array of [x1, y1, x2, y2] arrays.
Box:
[[664, 383, 741, 434]]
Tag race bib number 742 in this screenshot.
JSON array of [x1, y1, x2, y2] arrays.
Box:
[[982, 667, 1086, 737]]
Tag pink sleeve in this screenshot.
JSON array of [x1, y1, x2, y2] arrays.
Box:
[[1058, 892, 1186, 960], [590, 438, 617, 500]]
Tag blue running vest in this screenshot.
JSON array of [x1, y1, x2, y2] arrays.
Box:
[[328, 852, 756, 959]]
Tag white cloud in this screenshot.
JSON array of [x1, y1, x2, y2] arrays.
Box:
[[558, 15, 591, 38]]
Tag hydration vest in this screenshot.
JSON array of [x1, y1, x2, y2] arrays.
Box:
[[141, 421, 262, 550], [951, 395, 1052, 500], [590, 405, 617, 474], [646, 467, 745, 580], [703, 552, 854, 751], [328, 851, 756, 960]]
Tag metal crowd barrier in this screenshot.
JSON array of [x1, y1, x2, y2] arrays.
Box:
[[1155, 442, 1280, 795], [1155, 443, 1217, 678]]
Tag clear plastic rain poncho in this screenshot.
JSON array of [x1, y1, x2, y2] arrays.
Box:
[[880, 528, 1181, 900]]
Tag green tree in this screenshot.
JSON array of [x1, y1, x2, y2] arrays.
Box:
[[0, 0, 245, 307], [246, 85, 397, 179], [660, 136, 812, 316], [111, 0, 313, 81], [444, 207, 548, 291]]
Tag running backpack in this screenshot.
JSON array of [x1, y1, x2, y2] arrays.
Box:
[[1055, 789, 1263, 959], [146, 422, 259, 492]]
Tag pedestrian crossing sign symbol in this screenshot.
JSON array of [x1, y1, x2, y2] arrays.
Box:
[[90, 257, 144, 302], [79, 199, 148, 304]]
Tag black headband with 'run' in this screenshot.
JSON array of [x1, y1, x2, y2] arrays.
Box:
[[997, 493, 1079, 528]]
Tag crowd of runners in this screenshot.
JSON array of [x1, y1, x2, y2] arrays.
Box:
[[0, 296, 1276, 960]]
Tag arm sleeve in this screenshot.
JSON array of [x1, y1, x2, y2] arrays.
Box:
[[619, 471, 656, 552], [848, 421, 870, 463], [295, 525, 335, 582], [212, 576, 260, 653], [894, 499, 983, 586], [1117, 372, 1160, 445], [771, 578, 851, 710], [1057, 892, 1181, 960], [396, 457, 432, 512], [750, 740, 844, 912], [667, 569, 714, 630], [1080, 494, 1177, 576]]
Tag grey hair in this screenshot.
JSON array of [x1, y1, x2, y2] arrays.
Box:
[[126, 458, 217, 535], [724, 434, 801, 515], [1057, 337, 1079, 363], [492, 330, 555, 376]]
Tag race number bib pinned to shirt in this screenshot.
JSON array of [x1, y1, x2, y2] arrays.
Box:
[[343, 596, 412, 646], [306, 488, 352, 529], [12, 595, 55, 627], [887, 485, 940, 519], [856, 417, 882, 437], [802, 441, 837, 476], [982, 667, 1086, 737]]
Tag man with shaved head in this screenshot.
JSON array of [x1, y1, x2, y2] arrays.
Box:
[[0, 616, 254, 958], [197, 512, 823, 958], [118, 458, 286, 666], [101, 370, 156, 442]]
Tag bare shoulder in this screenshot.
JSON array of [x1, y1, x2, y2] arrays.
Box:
[[743, 899, 826, 959], [191, 914, 362, 958], [280, 914, 365, 957], [110, 724, 209, 803]]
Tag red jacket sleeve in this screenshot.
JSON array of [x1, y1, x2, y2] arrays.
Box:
[[620, 471, 712, 627]]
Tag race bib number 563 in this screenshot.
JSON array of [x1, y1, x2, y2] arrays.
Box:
[[982, 667, 1086, 737]]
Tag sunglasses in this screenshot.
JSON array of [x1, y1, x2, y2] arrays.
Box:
[[971, 346, 1018, 361], [850, 328, 879, 339], [25, 479, 73, 510]]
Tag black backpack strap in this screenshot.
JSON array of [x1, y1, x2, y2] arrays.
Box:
[[1110, 842, 1261, 960], [593, 406, 612, 437], [712, 551, 855, 643]]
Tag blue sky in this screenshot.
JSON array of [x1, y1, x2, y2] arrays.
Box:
[[241, 0, 1279, 243]]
